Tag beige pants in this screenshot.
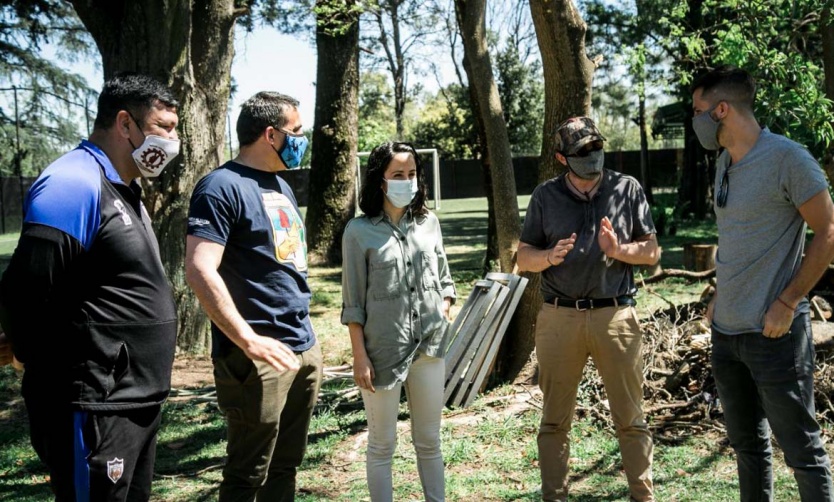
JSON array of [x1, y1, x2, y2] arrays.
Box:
[[535, 303, 653, 502], [361, 353, 445, 502]]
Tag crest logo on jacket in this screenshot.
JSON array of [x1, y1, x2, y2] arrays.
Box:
[[107, 457, 124, 483]]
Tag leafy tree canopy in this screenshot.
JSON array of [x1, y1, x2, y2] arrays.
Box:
[[409, 82, 477, 158], [0, 0, 96, 177], [358, 71, 397, 152], [583, 0, 677, 150], [495, 43, 543, 155], [662, 0, 834, 158]]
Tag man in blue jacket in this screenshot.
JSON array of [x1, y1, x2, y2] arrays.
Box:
[[0, 73, 181, 501]]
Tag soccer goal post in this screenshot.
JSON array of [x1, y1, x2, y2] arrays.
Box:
[[355, 148, 441, 213]]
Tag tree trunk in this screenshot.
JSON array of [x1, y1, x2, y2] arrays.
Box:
[[498, 0, 595, 382], [455, 0, 522, 386], [70, 0, 238, 353], [530, 0, 594, 183], [376, 0, 407, 140], [638, 93, 653, 203], [306, 0, 360, 265], [394, 67, 405, 139], [459, 45, 499, 274], [678, 0, 710, 220], [455, 0, 520, 274], [481, 165, 500, 274]]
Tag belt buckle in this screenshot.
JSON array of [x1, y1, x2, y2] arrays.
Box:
[[575, 299, 592, 311]]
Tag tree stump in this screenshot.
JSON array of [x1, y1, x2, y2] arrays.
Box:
[[812, 320, 834, 351], [683, 244, 717, 271]]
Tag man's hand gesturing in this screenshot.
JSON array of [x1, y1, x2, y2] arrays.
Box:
[[547, 233, 577, 267], [599, 216, 621, 259]]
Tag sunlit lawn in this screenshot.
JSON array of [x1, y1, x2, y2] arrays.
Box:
[[2, 194, 819, 501]]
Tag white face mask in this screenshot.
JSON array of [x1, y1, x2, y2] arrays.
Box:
[[384, 178, 418, 208], [127, 113, 180, 178], [131, 135, 181, 178]]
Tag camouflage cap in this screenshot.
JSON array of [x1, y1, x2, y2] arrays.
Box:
[[554, 116, 606, 156]]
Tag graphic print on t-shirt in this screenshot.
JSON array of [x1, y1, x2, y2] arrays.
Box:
[[262, 191, 308, 271]]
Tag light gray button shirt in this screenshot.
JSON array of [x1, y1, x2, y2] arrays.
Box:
[[341, 210, 456, 390]]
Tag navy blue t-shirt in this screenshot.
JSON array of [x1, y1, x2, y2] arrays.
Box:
[[187, 161, 315, 358]]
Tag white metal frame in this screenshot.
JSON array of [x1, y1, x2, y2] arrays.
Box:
[[355, 148, 441, 214]]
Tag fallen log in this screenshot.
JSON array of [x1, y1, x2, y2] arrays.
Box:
[[642, 268, 716, 285]]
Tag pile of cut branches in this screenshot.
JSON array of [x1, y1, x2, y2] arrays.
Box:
[[574, 291, 834, 436]]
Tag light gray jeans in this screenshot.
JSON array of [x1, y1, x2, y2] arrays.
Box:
[[361, 352, 445, 502]]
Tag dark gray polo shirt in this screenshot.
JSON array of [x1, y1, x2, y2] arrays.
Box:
[[521, 169, 655, 301]]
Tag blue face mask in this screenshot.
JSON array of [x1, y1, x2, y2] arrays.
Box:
[[274, 130, 308, 170]]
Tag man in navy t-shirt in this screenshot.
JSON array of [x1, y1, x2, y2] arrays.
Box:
[[185, 91, 322, 501]]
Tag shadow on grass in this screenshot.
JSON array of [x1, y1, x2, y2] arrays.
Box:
[[501, 427, 731, 502], [0, 479, 53, 501], [311, 270, 342, 285], [0, 417, 54, 501], [154, 420, 227, 477], [304, 411, 368, 466]]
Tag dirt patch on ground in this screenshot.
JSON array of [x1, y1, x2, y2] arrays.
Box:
[[170, 355, 214, 389]]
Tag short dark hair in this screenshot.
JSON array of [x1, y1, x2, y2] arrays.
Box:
[[359, 142, 428, 218], [690, 65, 756, 112], [93, 73, 178, 130], [236, 92, 299, 147]]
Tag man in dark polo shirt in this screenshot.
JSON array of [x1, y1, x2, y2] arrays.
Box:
[[185, 92, 322, 501], [518, 116, 660, 502]]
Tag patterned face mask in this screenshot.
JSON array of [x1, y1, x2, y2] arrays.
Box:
[[128, 114, 180, 178], [275, 130, 308, 169]]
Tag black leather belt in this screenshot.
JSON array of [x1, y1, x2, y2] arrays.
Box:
[[547, 295, 635, 311]]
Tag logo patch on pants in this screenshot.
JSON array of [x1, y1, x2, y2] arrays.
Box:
[[107, 457, 124, 483]]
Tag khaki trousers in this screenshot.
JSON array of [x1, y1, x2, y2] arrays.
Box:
[[535, 303, 653, 502]]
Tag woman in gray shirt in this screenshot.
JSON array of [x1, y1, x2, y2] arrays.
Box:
[[341, 142, 455, 502]]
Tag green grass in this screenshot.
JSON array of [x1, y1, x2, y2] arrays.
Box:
[[1, 195, 821, 501]]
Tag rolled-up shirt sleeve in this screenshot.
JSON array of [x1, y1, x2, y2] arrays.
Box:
[[340, 221, 368, 326]]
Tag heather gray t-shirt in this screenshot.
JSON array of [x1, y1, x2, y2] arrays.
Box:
[[521, 170, 655, 300], [713, 128, 828, 334]]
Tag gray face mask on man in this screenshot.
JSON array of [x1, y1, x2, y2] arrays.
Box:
[[692, 102, 722, 151], [566, 149, 605, 180]]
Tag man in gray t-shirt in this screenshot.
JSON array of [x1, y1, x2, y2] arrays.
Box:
[[518, 116, 659, 502], [692, 65, 834, 501]]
